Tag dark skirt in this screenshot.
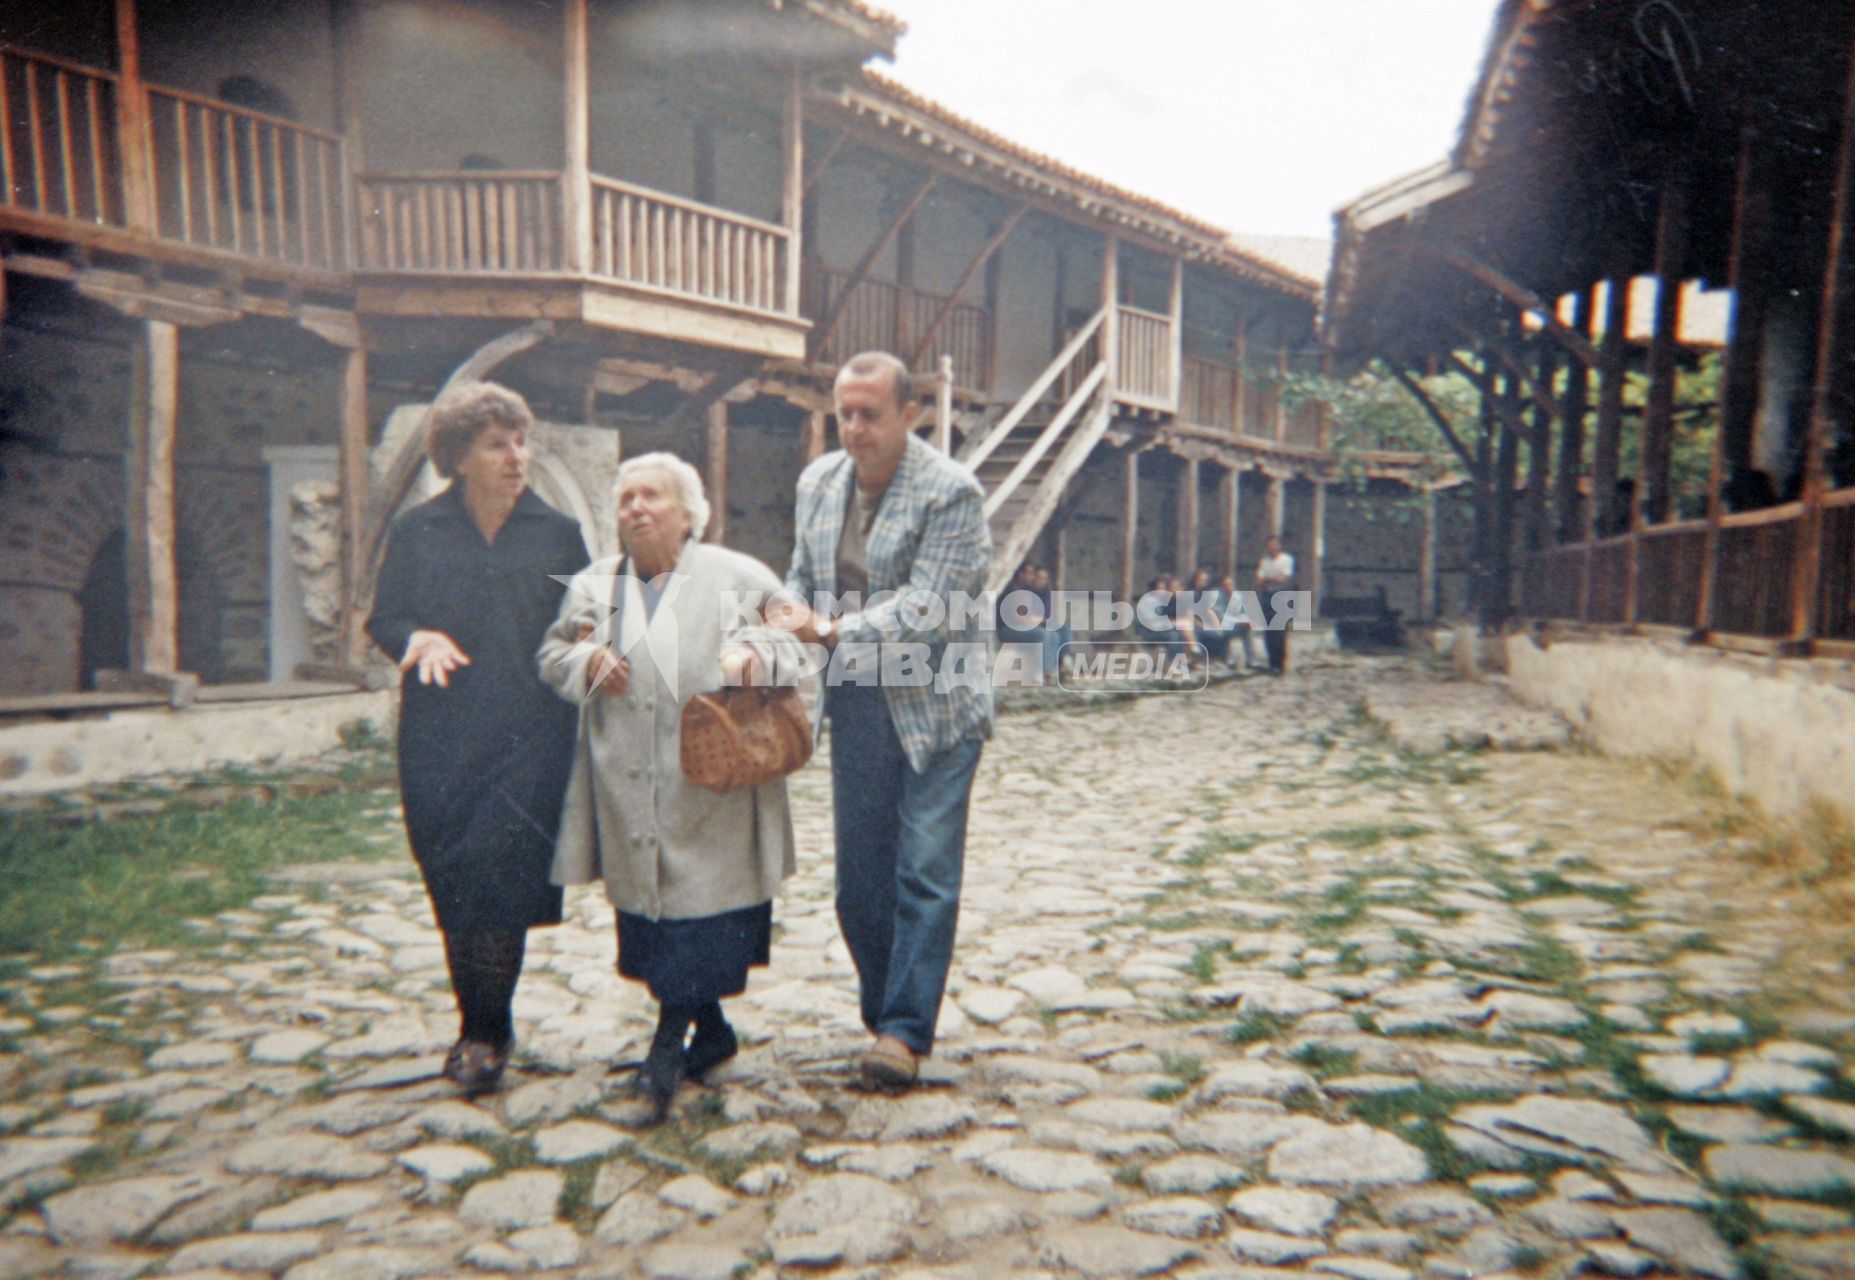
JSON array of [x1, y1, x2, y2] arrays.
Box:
[[616, 901, 773, 1005]]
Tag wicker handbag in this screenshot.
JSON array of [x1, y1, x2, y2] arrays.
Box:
[[679, 685, 813, 792]]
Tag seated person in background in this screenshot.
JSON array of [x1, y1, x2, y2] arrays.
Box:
[[1220, 572, 1256, 670], [1188, 567, 1229, 666], [1134, 574, 1178, 646]]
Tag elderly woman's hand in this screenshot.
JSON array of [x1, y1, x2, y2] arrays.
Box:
[[587, 646, 630, 697], [719, 645, 766, 688], [402, 629, 471, 687]]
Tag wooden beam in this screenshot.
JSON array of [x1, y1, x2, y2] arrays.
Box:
[[1418, 484, 1438, 620], [1231, 315, 1247, 437], [1167, 256, 1184, 412], [1472, 370, 1497, 621], [1308, 478, 1327, 613], [906, 201, 1028, 368], [804, 408, 827, 461], [807, 173, 938, 359], [1426, 243, 1601, 368], [706, 400, 729, 544], [561, 0, 592, 274], [1444, 352, 1528, 431], [1176, 456, 1200, 572], [112, 0, 155, 234], [1638, 174, 1690, 528], [1102, 235, 1119, 399], [1525, 343, 1554, 554], [934, 353, 953, 453], [1264, 472, 1284, 536], [1492, 371, 1521, 626], [1591, 272, 1629, 538], [337, 348, 370, 668], [1385, 363, 1477, 473], [1119, 447, 1138, 605], [1218, 464, 1239, 579], [1792, 19, 1855, 644], [782, 65, 805, 317], [127, 319, 179, 674], [1555, 286, 1593, 542]]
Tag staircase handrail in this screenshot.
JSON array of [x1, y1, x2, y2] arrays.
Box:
[[960, 306, 1105, 471], [983, 361, 1107, 519]]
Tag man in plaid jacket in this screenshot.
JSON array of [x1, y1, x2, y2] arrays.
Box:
[[777, 351, 994, 1090]]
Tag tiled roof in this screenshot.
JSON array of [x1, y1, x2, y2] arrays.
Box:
[[1223, 234, 1332, 288], [837, 71, 1319, 302]]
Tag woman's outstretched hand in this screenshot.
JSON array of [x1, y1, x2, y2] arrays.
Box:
[[401, 630, 471, 687]]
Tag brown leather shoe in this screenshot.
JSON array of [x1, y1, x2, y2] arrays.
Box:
[[857, 1035, 918, 1091]]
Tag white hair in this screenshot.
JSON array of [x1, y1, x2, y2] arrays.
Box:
[[614, 452, 710, 543]]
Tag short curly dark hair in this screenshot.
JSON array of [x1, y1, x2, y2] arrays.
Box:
[[425, 382, 535, 479]]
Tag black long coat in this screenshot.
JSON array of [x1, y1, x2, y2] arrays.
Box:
[[367, 485, 590, 934]]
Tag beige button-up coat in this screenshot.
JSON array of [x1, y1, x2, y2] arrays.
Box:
[[538, 539, 797, 922]]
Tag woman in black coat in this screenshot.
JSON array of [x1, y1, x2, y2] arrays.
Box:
[[366, 382, 590, 1094]]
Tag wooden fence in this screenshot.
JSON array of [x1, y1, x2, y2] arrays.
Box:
[[355, 171, 563, 274], [809, 267, 992, 388], [590, 176, 788, 313], [0, 48, 124, 228], [1116, 305, 1174, 408]]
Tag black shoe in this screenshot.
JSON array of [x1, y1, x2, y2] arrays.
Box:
[[684, 1022, 738, 1082], [639, 1040, 683, 1122], [443, 1039, 509, 1097]]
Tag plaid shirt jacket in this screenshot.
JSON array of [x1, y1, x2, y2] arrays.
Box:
[[785, 432, 996, 773]]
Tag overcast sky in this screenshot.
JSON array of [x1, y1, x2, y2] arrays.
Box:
[[871, 0, 1497, 241]]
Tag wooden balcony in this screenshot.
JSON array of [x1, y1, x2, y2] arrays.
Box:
[[353, 170, 807, 360], [808, 266, 992, 391], [1, 46, 350, 283], [1180, 355, 1235, 430], [1115, 304, 1175, 410]]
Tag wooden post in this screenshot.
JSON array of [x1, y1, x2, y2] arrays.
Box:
[[338, 347, 370, 668], [561, 0, 592, 275], [1273, 324, 1288, 442], [934, 354, 953, 454], [1418, 483, 1438, 621], [803, 409, 827, 462], [1640, 175, 1690, 527], [1591, 273, 1629, 539], [1493, 370, 1521, 627], [1167, 256, 1184, 412], [706, 401, 728, 543], [127, 319, 179, 673], [1264, 472, 1285, 536], [1231, 317, 1248, 437], [1308, 478, 1327, 617], [113, 0, 155, 234], [782, 65, 804, 317], [1218, 464, 1239, 579], [1101, 236, 1119, 400], [1176, 456, 1199, 573], [1119, 448, 1138, 606], [1471, 366, 1496, 620], [1791, 20, 1855, 644], [1525, 342, 1554, 554], [1555, 287, 1592, 542]]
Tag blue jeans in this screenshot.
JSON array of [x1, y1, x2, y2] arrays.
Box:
[[827, 682, 983, 1055]]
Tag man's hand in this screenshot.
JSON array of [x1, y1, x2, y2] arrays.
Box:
[[401, 630, 470, 687]]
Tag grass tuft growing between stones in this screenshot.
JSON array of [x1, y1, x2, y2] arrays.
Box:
[[1314, 823, 1429, 850], [0, 769, 402, 960], [1227, 1012, 1294, 1045]]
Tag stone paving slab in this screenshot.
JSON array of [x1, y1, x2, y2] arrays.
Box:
[[1, 655, 1851, 1279]]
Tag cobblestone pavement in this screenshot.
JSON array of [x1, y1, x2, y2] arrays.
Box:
[[4, 657, 1855, 1280]]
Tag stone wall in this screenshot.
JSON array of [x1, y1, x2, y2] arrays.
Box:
[[1502, 630, 1855, 825]]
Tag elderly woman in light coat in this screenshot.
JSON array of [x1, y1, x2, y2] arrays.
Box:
[[538, 452, 801, 1119]]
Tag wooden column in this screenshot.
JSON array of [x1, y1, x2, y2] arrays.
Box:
[[803, 409, 827, 462], [561, 0, 592, 275], [782, 65, 805, 317], [113, 0, 155, 234], [1555, 287, 1593, 542], [1176, 456, 1199, 573], [1101, 237, 1120, 400], [934, 354, 953, 454], [1231, 318, 1248, 437], [1264, 472, 1285, 536], [1791, 21, 1855, 644], [1273, 325, 1288, 441], [1492, 370, 1521, 626], [1167, 257, 1184, 411], [1525, 342, 1555, 553], [1591, 274, 1629, 538], [1418, 483, 1438, 621], [1218, 464, 1239, 579], [706, 401, 729, 543], [1308, 478, 1327, 615], [338, 348, 370, 668], [1640, 176, 1690, 527], [1118, 448, 1139, 605], [127, 320, 180, 673]]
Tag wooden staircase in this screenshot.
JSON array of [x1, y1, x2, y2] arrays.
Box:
[[959, 308, 1114, 594]]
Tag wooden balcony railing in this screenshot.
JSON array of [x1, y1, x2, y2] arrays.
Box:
[[1524, 488, 1855, 647], [147, 86, 349, 271], [356, 171, 564, 274], [590, 176, 789, 315], [1180, 355, 1235, 430], [1116, 305, 1174, 408], [0, 48, 125, 228], [810, 267, 992, 388]]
